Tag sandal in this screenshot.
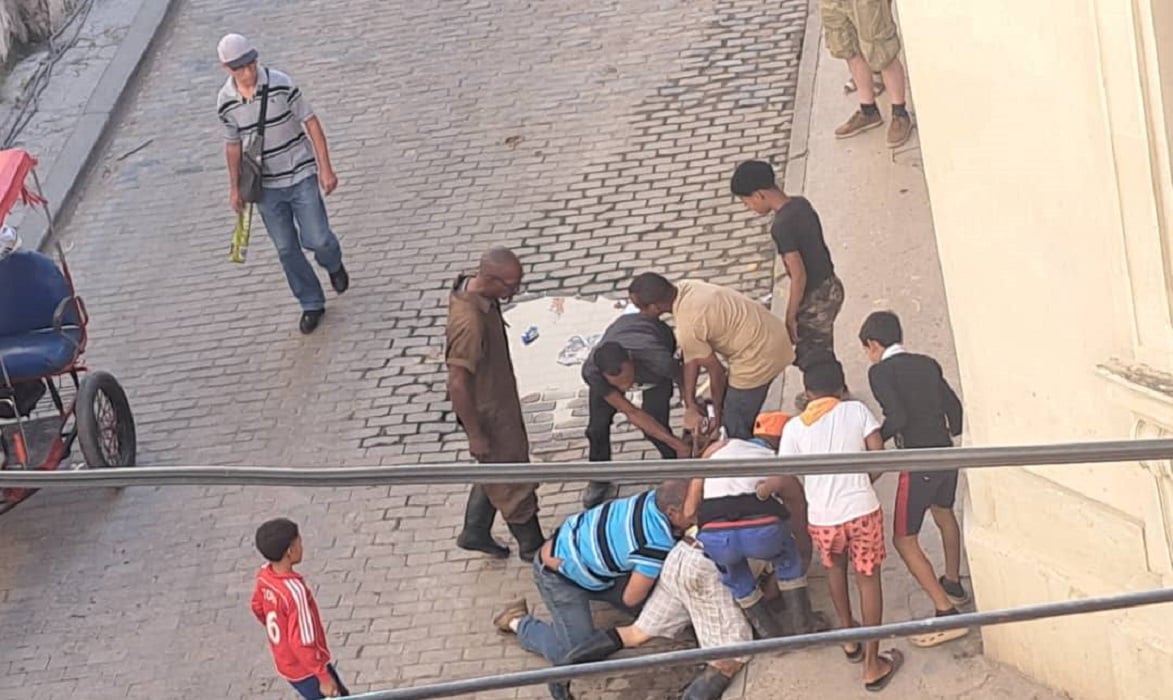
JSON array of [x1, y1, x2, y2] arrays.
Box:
[[843, 77, 887, 96], [865, 649, 905, 692], [843, 642, 864, 663], [841, 619, 864, 663], [910, 627, 969, 648]]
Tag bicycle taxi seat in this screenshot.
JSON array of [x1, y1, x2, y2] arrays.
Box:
[[0, 249, 83, 385]]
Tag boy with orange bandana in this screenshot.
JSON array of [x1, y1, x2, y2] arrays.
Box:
[[762, 354, 904, 692]]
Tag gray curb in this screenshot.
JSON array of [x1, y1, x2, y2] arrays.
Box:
[[765, 0, 822, 414], [781, 0, 822, 196], [27, 0, 179, 251]]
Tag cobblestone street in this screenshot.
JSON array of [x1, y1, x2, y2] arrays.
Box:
[[0, 0, 809, 697]]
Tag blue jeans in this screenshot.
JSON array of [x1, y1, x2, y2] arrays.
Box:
[[697, 520, 804, 602], [516, 558, 633, 697], [722, 383, 771, 439], [257, 175, 343, 311], [289, 663, 348, 699]]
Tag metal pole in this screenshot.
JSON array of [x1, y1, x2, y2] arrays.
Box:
[[29, 168, 56, 253], [350, 587, 1173, 700], [4, 438, 1172, 489]]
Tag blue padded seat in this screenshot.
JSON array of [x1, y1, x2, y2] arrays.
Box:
[[0, 249, 81, 383]]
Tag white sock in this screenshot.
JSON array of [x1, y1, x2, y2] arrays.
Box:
[[508, 617, 521, 633]]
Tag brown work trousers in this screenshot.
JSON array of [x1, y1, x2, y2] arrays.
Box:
[[479, 428, 539, 525]]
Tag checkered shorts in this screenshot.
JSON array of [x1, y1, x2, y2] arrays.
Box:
[[635, 542, 752, 657]]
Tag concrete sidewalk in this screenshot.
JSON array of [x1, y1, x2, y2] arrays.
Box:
[[735, 5, 1066, 700]]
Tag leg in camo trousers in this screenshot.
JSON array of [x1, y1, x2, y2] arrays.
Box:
[[794, 275, 845, 369]]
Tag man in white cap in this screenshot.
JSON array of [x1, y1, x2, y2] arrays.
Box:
[[216, 33, 349, 335]]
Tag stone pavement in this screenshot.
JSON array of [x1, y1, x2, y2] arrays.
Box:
[[0, 0, 814, 698]]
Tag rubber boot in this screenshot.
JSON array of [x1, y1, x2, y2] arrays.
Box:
[[780, 585, 816, 636], [455, 485, 510, 558], [581, 480, 613, 509], [743, 598, 785, 639], [507, 516, 545, 562], [682, 666, 734, 700], [559, 629, 624, 665]]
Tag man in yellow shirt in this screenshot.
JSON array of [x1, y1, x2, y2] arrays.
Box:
[[628, 273, 793, 439]]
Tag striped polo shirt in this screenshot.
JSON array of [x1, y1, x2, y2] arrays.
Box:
[[217, 66, 318, 189], [552, 490, 677, 591]]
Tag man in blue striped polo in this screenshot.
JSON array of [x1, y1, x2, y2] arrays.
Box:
[[217, 33, 349, 335], [494, 480, 692, 698]]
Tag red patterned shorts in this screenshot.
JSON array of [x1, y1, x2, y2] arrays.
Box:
[[807, 508, 886, 576]]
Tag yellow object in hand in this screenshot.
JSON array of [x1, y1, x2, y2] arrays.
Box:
[[229, 206, 253, 264]]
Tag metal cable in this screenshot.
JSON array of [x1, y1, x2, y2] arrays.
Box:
[[1, 0, 96, 145], [353, 586, 1173, 700], [1, 438, 1171, 488], [2, 0, 97, 148]]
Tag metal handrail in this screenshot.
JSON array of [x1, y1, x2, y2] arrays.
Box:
[[351, 587, 1173, 699], [1, 438, 1170, 488], [3, 438, 1168, 698]]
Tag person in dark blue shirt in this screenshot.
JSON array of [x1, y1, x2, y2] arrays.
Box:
[[581, 313, 688, 508]]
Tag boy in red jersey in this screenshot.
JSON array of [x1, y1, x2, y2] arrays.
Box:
[[251, 518, 349, 699]]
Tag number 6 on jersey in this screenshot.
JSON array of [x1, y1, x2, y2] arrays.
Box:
[[266, 610, 281, 644]]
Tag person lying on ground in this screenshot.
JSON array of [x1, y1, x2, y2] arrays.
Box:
[[555, 421, 813, 700], [493, 480, 693, 700]]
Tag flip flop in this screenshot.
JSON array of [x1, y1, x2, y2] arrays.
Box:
[[841, 619, 864, 662], [865, 649, 905, 692], [910, 627, 969, 648]]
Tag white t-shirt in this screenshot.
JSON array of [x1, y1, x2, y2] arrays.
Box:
[[779, 400, 882, 527], [703, 439, 775, 498]]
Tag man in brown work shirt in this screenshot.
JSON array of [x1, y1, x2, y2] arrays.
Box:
[[446, 247, 544, 562]]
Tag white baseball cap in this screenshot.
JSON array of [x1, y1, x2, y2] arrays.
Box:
[[217, 33, 257, 69]]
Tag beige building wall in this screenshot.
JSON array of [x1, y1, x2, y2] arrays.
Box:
[[895, 0, 1173, 698]]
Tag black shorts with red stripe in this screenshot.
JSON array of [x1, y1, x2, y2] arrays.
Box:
[[894, 470, 958, 537]]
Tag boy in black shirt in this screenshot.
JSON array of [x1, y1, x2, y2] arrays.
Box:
[[580, 313, 689, 508], [860, 311, 971, 648], [730, 160, 844, 370]]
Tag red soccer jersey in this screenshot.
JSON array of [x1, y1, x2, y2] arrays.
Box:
[[250, 564, 332, 683]]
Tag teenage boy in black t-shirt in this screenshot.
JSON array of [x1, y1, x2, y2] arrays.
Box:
[[730, 160, 844, 370], [580, 313, 689, 508]]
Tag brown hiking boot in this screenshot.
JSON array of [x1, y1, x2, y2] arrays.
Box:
[[493, 599, 528, 633], [835, 108, 883, 138], [888, 113, 913, 148]]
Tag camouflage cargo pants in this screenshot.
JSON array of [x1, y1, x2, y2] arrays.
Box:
[[795, 275, 845, 369]]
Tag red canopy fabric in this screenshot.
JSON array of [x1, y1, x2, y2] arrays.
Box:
[[0, 149, 42, 222]]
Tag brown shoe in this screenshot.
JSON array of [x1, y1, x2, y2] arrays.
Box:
[[493, 599, 529, 633], [887, 113, 913, 148], [835, 109, 883, 139]]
